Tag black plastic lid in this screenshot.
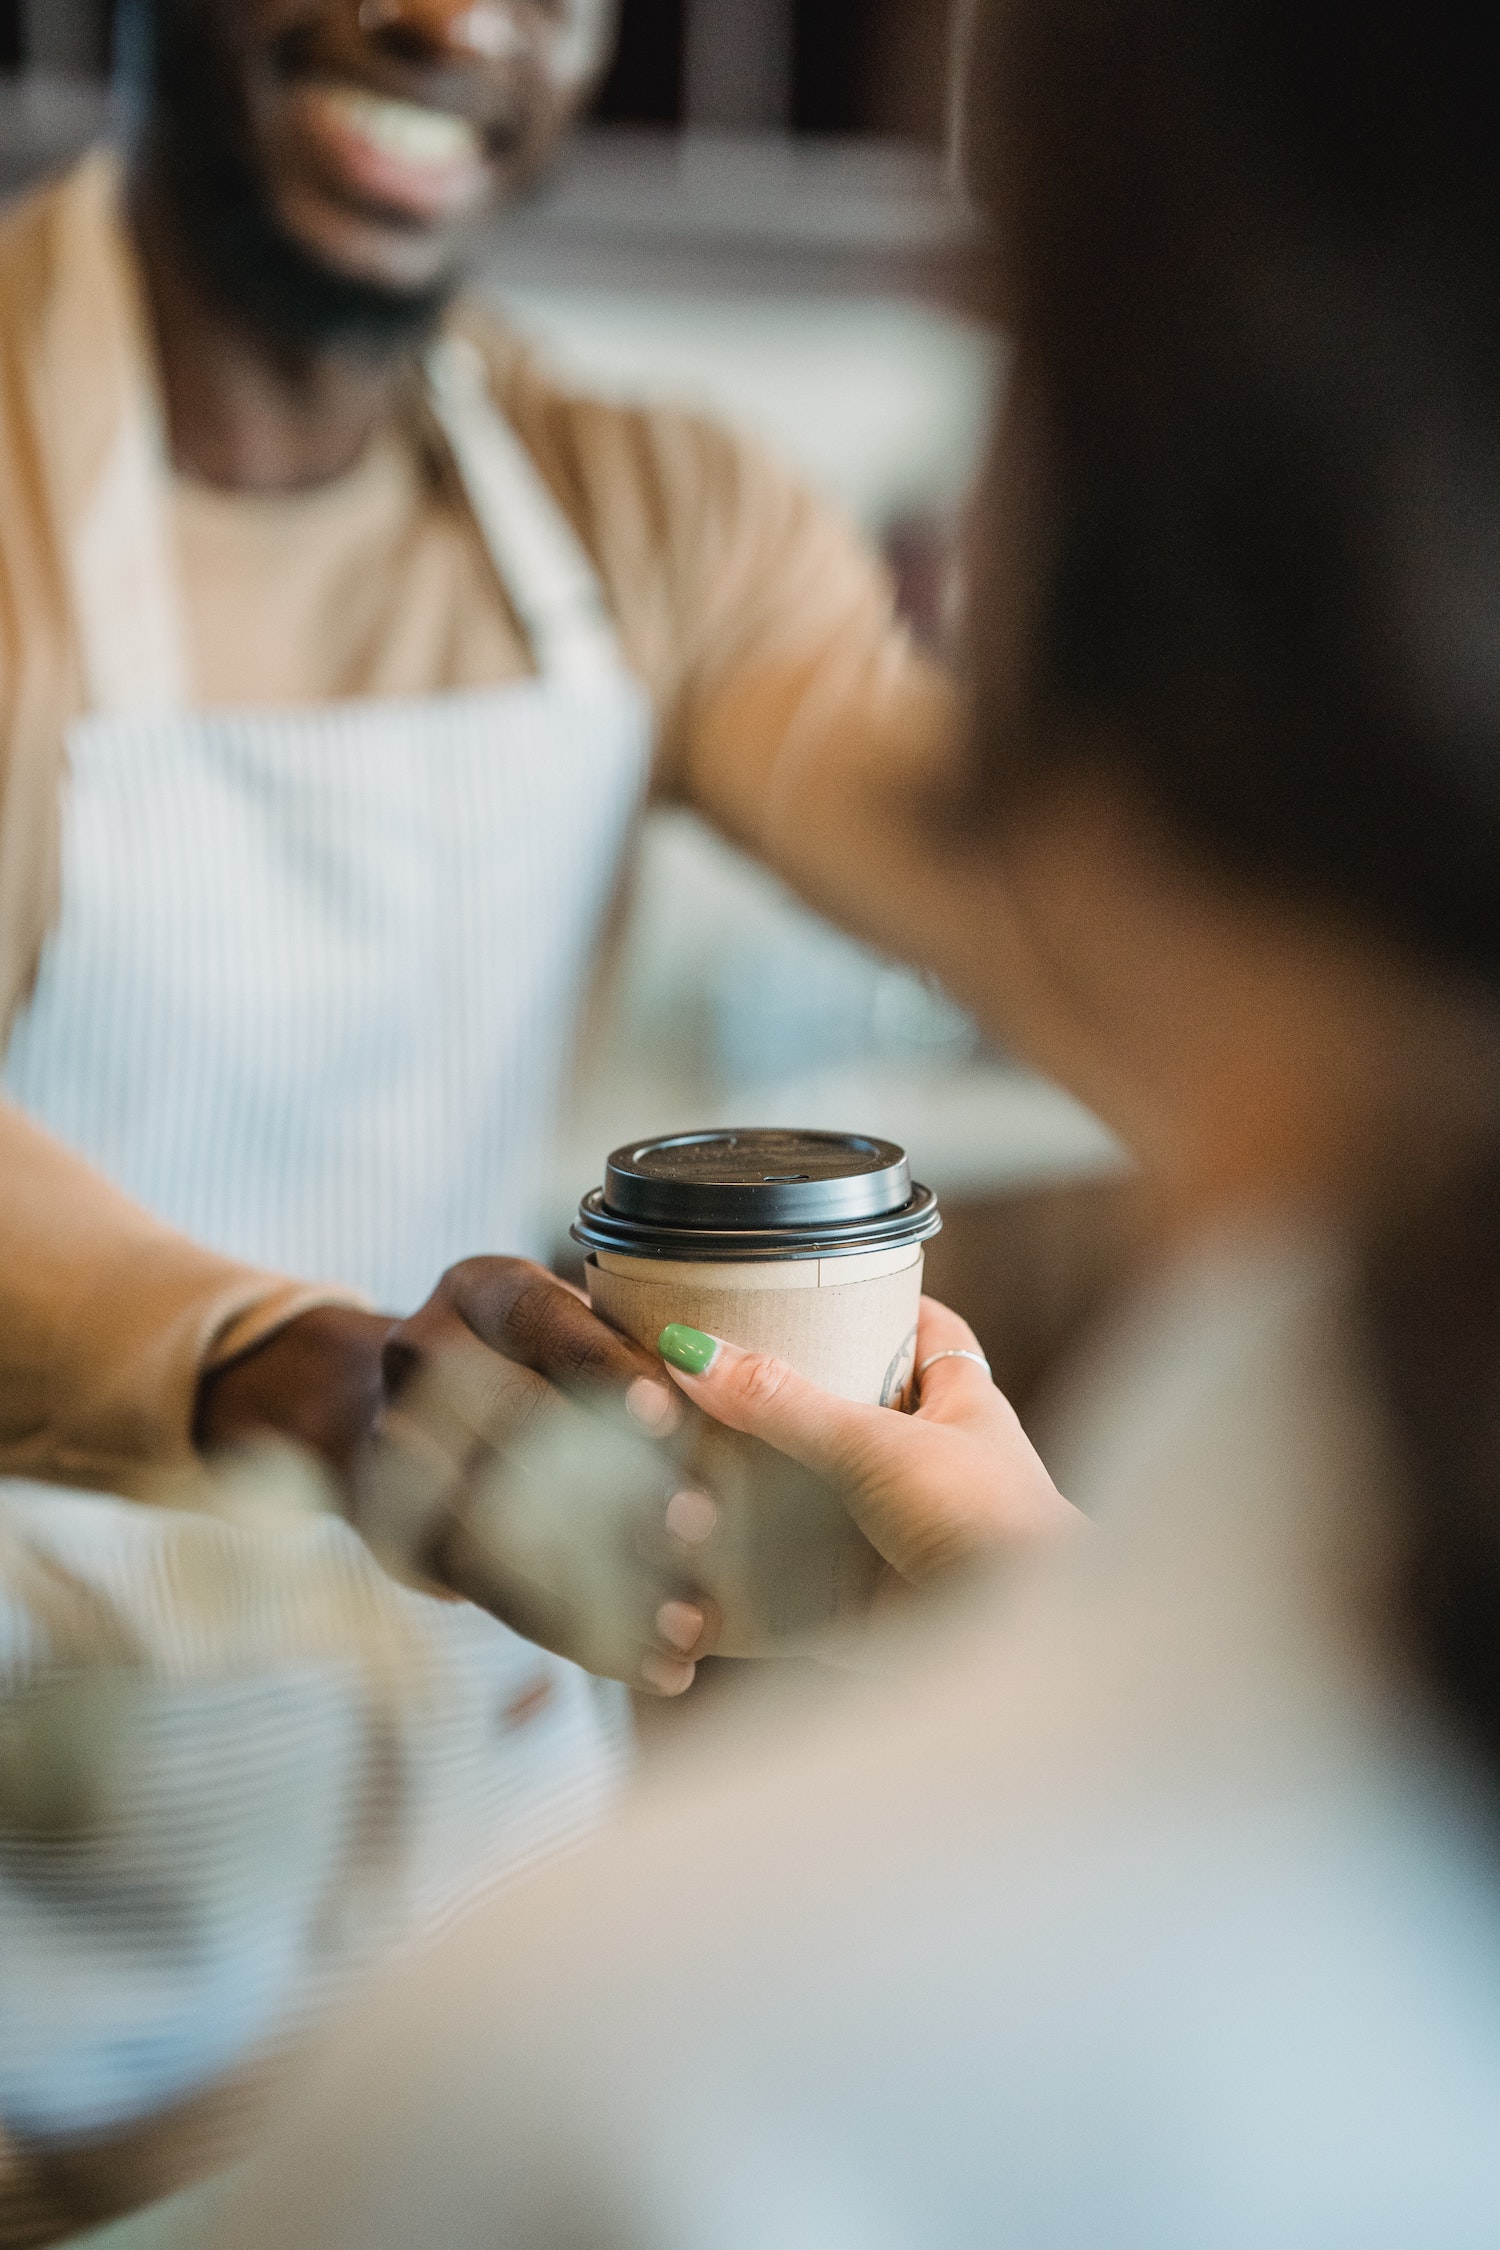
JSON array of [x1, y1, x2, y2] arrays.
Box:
[[573, 1128, 941, 1263], [607, 1129, 910, 1228]]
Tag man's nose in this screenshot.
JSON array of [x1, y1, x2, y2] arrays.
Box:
[[356, 0, 532, 65]]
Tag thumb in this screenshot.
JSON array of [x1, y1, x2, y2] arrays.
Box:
[[657, 1323, 896, 1489]]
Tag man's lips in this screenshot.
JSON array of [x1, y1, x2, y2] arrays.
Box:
[[288, 81, 493, 224]]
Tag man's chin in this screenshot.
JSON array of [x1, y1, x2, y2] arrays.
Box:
[[275, 193, 469, 307], [189, 204, 453, 358]]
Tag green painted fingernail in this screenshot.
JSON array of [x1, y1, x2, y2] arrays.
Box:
[[659, 1323, 720, 1375]]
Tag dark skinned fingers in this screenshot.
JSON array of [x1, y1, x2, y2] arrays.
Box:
[[385, 1257, 679, 1435]]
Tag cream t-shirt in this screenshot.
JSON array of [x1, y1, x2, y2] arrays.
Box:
[[171, 420, 531, 707]]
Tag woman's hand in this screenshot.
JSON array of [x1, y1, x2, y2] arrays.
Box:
[[658, 1295, 1081, 1586]]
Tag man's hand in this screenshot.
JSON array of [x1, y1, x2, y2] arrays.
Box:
[[380, 1257, 681, 1455], [195, 1305, 395, 1485], [358, 1261, 717, 1695], [197, 1267, 1034, 1688]]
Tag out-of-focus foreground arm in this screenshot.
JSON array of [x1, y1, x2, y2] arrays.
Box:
[[0, 1098, 368, 1499]]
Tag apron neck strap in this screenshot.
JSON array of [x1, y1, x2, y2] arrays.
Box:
[[424, 336, 625, 686]]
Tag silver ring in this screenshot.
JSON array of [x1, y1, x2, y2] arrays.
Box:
[[916, 1348, 992, 1382]]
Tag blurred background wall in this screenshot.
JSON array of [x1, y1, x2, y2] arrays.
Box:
[[0, 0, 1135, 1402]]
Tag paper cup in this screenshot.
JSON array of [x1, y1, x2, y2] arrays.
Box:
[[573, 1130, 941, 1651], [585, 1242, 925, 1408]]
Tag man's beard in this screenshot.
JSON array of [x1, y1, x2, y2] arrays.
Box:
[[133, 0, 451, 357]]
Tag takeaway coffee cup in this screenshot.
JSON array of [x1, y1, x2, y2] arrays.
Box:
[[573, 1130, 942, 1653], [573, 1128, 942, 1407]]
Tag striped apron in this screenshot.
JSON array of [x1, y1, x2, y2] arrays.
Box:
[[0, 335, 648, 1907]]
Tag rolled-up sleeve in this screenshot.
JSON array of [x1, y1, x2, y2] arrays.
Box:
[[0, 1099, 369, 1499]]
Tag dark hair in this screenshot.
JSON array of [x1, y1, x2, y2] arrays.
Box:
[[963, 0, 1500, 1760]]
